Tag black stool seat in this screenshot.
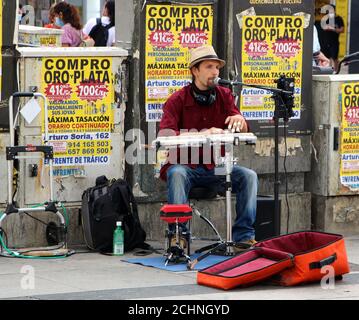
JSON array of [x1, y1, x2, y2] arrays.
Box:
[[188, 186, 218, 200]]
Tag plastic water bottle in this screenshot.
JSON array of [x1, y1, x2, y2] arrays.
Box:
[[113, 221, 124, 256]]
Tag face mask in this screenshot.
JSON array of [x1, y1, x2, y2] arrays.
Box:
[[55, 17, 64, 27]]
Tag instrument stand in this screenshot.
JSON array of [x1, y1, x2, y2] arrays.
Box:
[[159, 204, 193, 267], [164, 219, 191, 267], [189, 147, 251, 270]]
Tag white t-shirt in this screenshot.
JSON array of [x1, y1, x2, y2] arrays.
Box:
[[83, 16, 115, 46], [313, 25, 321, 66], [313, 25, 321, 54]]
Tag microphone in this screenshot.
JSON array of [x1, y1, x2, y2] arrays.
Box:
[[211, 77, 233, 86], [211, 76, 293, 95]]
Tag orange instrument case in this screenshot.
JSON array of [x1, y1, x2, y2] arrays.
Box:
[[197, 231, 350, 290]]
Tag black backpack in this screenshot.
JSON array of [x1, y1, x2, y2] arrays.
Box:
[[81, 176, 148, 253], [88, 18, 113, 46]]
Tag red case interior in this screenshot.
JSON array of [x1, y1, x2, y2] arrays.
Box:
[[197, 247, 294, 289], [254, 232, 343, 254], [203, 247, 292, 276]]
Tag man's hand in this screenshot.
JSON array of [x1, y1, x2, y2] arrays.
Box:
[[324, 25, 335, 31], [204, 127, 225, 135], [179, 127, 224, 136], [317, 52, 330, 67], [225, 115, 247, 133]]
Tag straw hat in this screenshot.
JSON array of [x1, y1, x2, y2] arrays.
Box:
[[188, 45, 226, 69]]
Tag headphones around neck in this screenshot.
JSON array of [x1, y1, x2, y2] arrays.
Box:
[[191, 85, 216, 106]]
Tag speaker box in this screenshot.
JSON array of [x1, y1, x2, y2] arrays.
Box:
[[254, 196, 280, 241]]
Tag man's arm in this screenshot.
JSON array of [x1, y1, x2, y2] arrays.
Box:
[[336, 16, 345, 34], [224, 89, 248, 133], [158, 97, 181, 137], [313, 25, 330, 67]]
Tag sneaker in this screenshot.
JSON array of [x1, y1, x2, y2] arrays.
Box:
[[245, 239, 257, 246], [233, 239, 257, 253]]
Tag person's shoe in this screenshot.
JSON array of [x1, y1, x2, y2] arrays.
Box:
[[246, 239, 257, 246], [233, 239, 257, 253]]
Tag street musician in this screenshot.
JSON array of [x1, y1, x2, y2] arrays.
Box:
[[158, 45, 258, 251]]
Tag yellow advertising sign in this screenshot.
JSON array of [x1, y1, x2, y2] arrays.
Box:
[[336, 0, 349, 59], [241, 16, 303, 120], [145, 4, 213, 122], [41, 57, 114, 166], [340, 83, 359, 191]]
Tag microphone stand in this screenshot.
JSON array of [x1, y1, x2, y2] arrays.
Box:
[[187, 77, 294, 269], [221, 77, 295, 239], [224, 80, 293, 96]]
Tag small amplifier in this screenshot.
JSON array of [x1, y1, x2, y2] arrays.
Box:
[[255, 196, 281, 241]]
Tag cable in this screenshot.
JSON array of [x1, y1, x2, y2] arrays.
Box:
[[24, 212, 48, 226], [19, 243, 66, 255], [0, 233, 72, 259], [283, 119, 291, 234], [28, 202, 69, 227], [0, 227, 8, 249], [12, 169, 19, 202]]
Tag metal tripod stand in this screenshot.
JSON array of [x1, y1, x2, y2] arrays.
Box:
[[188, 144, 252, 270]]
